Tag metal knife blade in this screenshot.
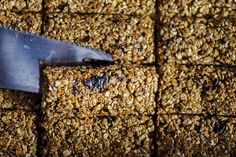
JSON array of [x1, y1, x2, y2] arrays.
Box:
[[0, 27, 113, 93]]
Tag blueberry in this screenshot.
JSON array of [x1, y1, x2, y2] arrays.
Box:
[[84, 74, 109, 92], [72, 81, 79, 95], [80, 36, 90, 42], [165, 39, 173, 46], [212, 78, 219, 88], [112, 18, 120, 24], [138, 45, 143, 52], [107, 116, 116, 128], [213, 121, 227, 134]]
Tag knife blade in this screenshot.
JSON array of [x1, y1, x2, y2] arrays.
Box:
[[0, 27, 113, 93]]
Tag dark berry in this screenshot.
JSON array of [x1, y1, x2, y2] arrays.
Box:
[[80, 36, 90, 42], [84, 74, 109, 92], [213, 121, 227, 134]]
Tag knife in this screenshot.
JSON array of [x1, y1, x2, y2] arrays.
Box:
[[0, 27, 113, 93]]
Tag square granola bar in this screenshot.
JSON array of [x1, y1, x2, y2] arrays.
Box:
[[158, 64, 236, 115], [157, 17, 236, 65], [0, 0, 42, 11], [41, 115, 154, 156], [42, 65, 158, 118], [157, 114, 236, 156], [0, 11, 42, 34], [158, 0, 236, 20], [43, 13, 155, 64], [0, 110, 37, 156], [0, 89, 39, 111], [45, 0, 155, 15]]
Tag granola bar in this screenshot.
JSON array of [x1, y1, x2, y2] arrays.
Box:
[[158, 17, 236, 65], [41, 115, 154, 156], [158, 64, 236, 115], [45, 0, 155, 15], [0, 110, 37, 156], [42, 65, 158, 118], [157, 114, 236, 156], [0, 0, 42, 12], [0, 89, 39, 111], [43, 13, 155, 64], [158, 0, 236, 20], [0, 11, 42, 34]]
